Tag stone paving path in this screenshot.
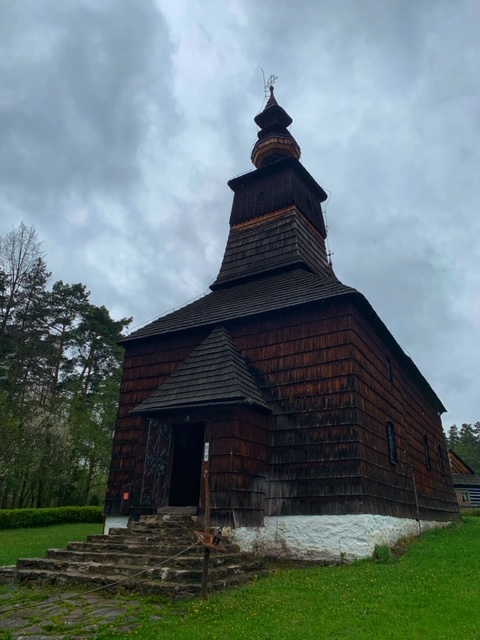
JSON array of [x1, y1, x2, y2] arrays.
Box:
[[0, 587, 153, 639]]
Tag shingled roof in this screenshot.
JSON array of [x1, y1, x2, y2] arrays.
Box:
[[119, 88, 446, 417], [121, 268, 355, 343], [451, 474, 480, 487], [121, 266, 445, 414], [132, 326, 270, 414], [212, 208, 333, 288]]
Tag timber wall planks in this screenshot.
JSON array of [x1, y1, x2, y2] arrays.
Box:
[[349, 306, 458, 520], [104, 331, 210, 516], [208, 407, 269, 527], [106, 298, 458, 524], [230, 304, 362, 518]]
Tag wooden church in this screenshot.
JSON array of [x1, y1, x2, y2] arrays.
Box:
[[104, 88, 459, 559]]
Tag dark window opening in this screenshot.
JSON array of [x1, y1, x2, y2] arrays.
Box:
[[424, 435, 432, 470], [386, 422, 398, 465], [306, 196, 312, 210], [437, 444, 445, 475], [386, 357, 393, 382]]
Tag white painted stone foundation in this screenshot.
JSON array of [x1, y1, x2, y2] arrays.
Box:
[[103, 515, 129, 535], [225, 514, 449, 562]]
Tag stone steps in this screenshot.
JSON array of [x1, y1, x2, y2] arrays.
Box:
[[67, 539, 241, 555], [0, 513, 266, 598], [45, 548, 252, 567], [67, 540, 208, 555], [17, 557, 261, 582], [13, 568, 249, 598]]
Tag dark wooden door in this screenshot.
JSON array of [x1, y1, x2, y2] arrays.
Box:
[[169, 423, 204, 506]]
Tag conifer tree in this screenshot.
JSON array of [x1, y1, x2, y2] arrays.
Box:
[[0, 223, 131, 508]]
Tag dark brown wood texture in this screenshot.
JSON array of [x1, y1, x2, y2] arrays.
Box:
[[105, 89, 458, 527], [104, 331, 209, 516], [106, 299, 458, 524], [213, 208, 333, 288], [207, 407, 269, 527], [228, 158, 327, 237], [348, 306, 457, 520], [448, 449, 476, 475], [230, 305, 361, 518]]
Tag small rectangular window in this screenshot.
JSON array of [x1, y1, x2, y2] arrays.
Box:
[[386, 422, 397, 465], [386, 358, 393, 383], [437, 445, 445, 475], [461, 491, 470, 503], [424, 435, 432, 470]]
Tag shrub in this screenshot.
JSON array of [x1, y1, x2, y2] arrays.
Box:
[[372, 544, 398, 564], [0, 506, 103, 530]]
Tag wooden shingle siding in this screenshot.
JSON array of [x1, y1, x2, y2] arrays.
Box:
[[229, 305, 362, 519], [448, 450, 476, 475], [106, 298, 458, 523], [208, 408, 269, 526], [228, 157, 327, 237], [105, 331, 209, 516], [132, 327, 269, 413], [213, 208, 332, 287], [348, 305, 457, 520], [448, 452, 480, 508], [105, 91, 459, 528]]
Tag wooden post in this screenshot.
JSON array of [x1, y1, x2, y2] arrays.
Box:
[[201, 463, 210, 599], [204, 467, 210, 531], [411, 468, 422, 535], [201, 546, 210, 600]]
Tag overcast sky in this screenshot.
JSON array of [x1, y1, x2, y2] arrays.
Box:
[[1, 0, 479, 430]]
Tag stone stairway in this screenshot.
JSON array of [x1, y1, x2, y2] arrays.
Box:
[[0, 514, 265, 599]]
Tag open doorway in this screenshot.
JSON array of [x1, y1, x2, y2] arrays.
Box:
[[169, 423, 204, 507]]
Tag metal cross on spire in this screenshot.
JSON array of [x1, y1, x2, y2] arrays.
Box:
[[261, 69, 278, 99]]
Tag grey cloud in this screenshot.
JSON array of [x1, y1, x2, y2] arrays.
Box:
[[1, 0, 479, 429], [0, 0, 177, 209]]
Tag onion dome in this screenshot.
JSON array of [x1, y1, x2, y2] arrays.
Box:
[[251, 86, 301, 168]]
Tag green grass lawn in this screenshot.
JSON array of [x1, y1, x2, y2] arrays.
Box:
[[104, 517, 480, 640], [0, 522, 103, 566], [1, 517, 480, 639]]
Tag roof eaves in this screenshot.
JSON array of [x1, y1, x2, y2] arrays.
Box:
[[351, 293, 446, 414], [448, 449, 476, 475], [119, 277, 355, 345], [131, 398, 272, 415]]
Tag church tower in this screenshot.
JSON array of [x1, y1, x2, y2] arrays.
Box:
[[105, 88, 458, 560], [213, 86, 333, 289]]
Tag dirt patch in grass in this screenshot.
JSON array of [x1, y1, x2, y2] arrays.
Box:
[[391, 534, 417, 559]]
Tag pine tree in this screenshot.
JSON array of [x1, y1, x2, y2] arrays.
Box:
[[448, 423, 480, 474], [0, 223, 131, 507]]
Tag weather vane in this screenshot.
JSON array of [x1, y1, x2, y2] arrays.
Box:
[[261, 69, 278, 99]]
